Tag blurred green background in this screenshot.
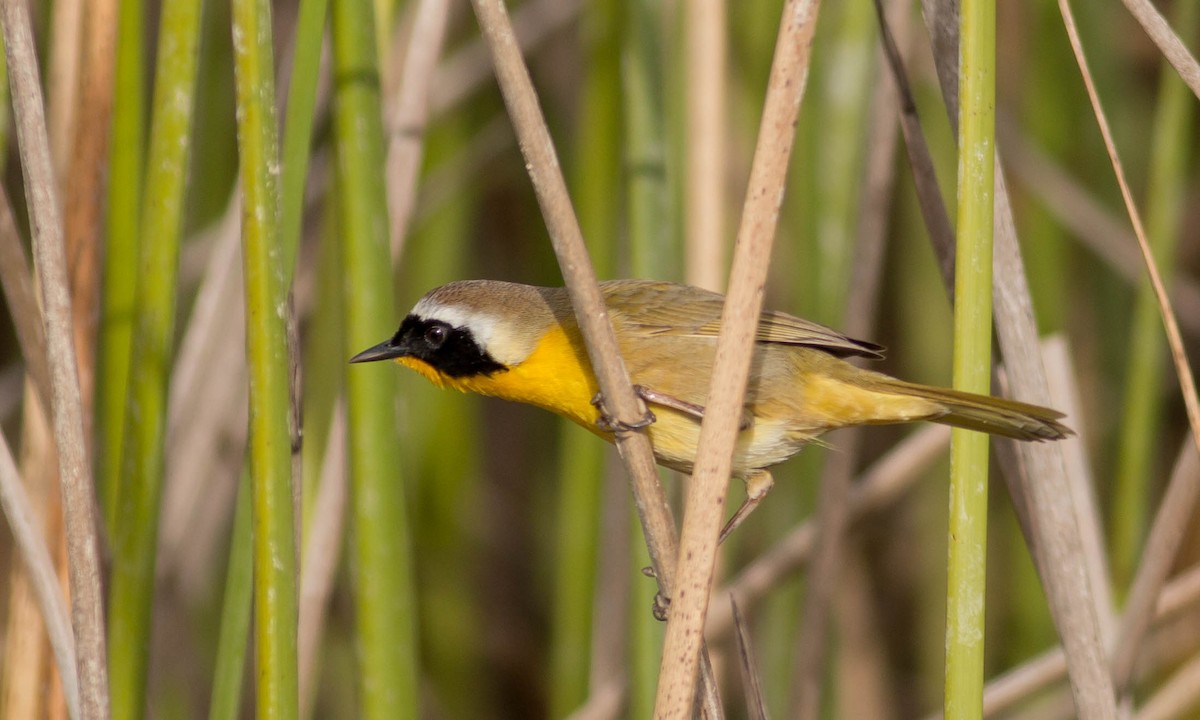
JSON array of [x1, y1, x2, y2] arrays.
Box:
[[0, 0, 1197, 718]]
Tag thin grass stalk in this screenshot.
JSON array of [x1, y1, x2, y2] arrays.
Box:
[[0, 420, 78, 719], [0, 4, 110, 720], [45, 0, 81, 178], [97, 0, 144, 533], [231, 0, 300, 714], [1110, 0, 1197, 589], [623, 4, 677, 714], [0, 403, 58, 720], [550, 0, 622, 709], [383, 0, 450, 260], [467, 2, 724, 715], [1055, 1, 1200, 704], [62, 0, 116, 433], [943, 0, 995, 713], [684, 0, 725, 292], [208, 473, 254, 720], [1116, 0, 1200, 103], [623, 0, 674, 281], [654, 1, 821, 715], [278, 0, 330, 281], [106, 0, 202, 712], [1112, 441, 1200, 690], [331, 0, 420, 713]]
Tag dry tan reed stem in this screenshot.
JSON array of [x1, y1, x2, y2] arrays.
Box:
[[684, 0, 727, 292], [1113, 441, 1200, 689], [655, 1, 822, 716], [386, 0, 452, 260], [62, 0, 118, 422], [1117, 0, 1200, 103], [1056, 0, 1200, 699], [0, 0, 110, 716], [0, 416, 78, 718], [298, 402, 349, 717], [468, 0, 723, 714]]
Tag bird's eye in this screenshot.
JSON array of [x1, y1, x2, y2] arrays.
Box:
[[424, 324, 447, 349]]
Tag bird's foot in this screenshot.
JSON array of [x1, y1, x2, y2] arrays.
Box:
[[591, 390, 656, 433]]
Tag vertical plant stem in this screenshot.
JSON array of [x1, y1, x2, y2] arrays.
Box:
[[944, 0, 994, 714], [0, 0, 110, 716], [919, 2, 1118, 714], [231, 0, 301, 715], [107, 0, 202, 714], [208, 473, 254, 720], [0, 412, 78, 719], [98, 0, 144, 534], [684, 0, 726, 292], [1110, 0, 1196, 589], [655, 0, 822, 715], [384, 0, 451, 259], [623, 4, 678, 715], [623, 0, 675, 281], [62, 0, 116, 429], [550, 0, 621, 711], [279, 0, 331, 281], [331, 0, 421, 714]]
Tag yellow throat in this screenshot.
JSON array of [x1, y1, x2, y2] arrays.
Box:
[[397, 323, 601, 429]]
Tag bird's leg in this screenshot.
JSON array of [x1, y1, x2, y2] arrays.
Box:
[[633, 385, 754, 431], [591, 390, 656, 433], [718, 470, 774, 544]]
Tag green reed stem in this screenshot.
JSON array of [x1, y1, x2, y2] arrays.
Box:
[[331, 0, 420, 714], [106, 0, 202, 715], [279, 0, 330, 282], [944, 0, 995, 714], [231, 0, 300, 714], [97, 0, 144, 534], [208, 472, 254, 720]]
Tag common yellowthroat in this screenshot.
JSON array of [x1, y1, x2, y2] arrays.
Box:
[[351, 279, 1069, 538]]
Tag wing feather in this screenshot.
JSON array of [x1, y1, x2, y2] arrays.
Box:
[[601, 280, 884, 359]]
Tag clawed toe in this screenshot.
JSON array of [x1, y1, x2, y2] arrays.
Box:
[[591, 391, 656, 433]]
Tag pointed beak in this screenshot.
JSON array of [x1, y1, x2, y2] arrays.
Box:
[[349, 338, 406, 364]]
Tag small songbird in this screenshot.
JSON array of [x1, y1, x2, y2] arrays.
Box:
[[351, 279, 1070, 539]]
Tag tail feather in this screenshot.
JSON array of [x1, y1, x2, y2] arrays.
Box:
[[859, 376, 1072, 441]]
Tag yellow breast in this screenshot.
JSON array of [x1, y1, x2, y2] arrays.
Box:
[[398, 324, 602, 429]]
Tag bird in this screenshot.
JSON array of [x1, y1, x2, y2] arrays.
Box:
[[350, 279, 1071, 540]]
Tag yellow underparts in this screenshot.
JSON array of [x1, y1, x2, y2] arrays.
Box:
[[396, 324, 603, 430]]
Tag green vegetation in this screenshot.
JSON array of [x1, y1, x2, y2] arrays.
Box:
[[0, 1, 1195, 717]]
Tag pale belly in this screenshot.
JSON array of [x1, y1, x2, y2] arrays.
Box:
[[640, 407, 806, 479]]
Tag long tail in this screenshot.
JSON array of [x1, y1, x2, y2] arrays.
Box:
[[855, 374, 1072, 441]]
